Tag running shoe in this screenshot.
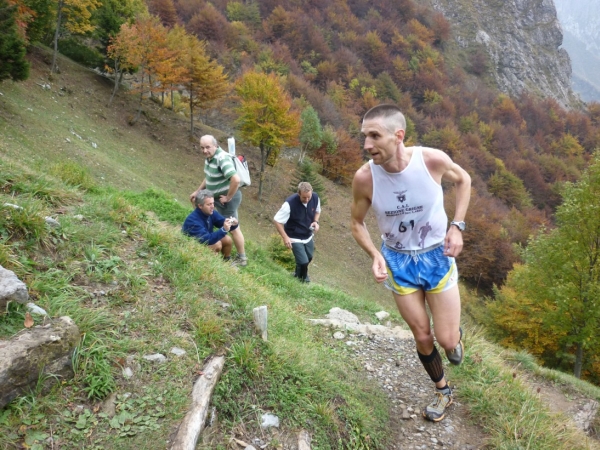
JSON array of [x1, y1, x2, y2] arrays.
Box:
[[445, 327, 464, 365], [231, 255, 248, 267], [422, 391, 453, 422]]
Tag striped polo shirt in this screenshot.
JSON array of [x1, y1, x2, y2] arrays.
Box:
[[204, 147, 236, 195]]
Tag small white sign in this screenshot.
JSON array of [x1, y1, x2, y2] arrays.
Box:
[[228, 137, 236, 155]]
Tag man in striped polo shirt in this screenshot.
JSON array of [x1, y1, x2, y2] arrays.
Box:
[[190, 135, 248, 266]]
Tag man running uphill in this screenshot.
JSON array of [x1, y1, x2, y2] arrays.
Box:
[[350, 104, 471, 422]]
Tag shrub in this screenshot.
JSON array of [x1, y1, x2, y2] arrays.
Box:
[[49, 161, 96, 192], [267, 234, 295, 271], [58, 38, 104, 68]]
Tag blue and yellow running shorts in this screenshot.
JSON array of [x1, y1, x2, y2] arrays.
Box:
[[381, 242, 458, 296]]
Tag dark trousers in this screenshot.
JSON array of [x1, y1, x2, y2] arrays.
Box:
[[291, 239, 314, 281]]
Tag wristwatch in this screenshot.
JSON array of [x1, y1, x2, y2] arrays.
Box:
[[450, 221, 466, 231]]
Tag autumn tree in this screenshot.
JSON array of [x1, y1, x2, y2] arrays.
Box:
[[484, 266, 561, 361], [51, 0, 100, 74], [235, 70, 300, 200], [6, 0, 35, 41], [492, 151, 600, 379], [187, 2, 228, 44], [298, 105, 323, 163], [487, 160, 532, 211], [148, 0, 176, 28], [108, 16, 174, 120], [161, 24, 188, 108], [106, 19, 136, 104], [178, 31, 228, 134], [444, 189, 519, 290]]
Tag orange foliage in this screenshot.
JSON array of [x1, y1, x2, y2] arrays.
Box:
[[486, 277, 561, 358], [112, 17, 174, 93], [446, 190, 519, 289], [492, 95, 523, 127], [313, 128, 363, 186], [429, 12, 450, 44], [7, 0, 34, 41], [406, 18, 434, 45], [144, 0, 600, 291], [173, 0, 204, 22], [315, 60, 339, 87], [187, 3, 229, 43], [149, 0, 178, 28]]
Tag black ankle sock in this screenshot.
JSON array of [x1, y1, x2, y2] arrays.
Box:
[[436, 384, 451, 395]]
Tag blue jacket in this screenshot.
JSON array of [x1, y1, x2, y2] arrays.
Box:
[[182, 208, 238, 245]]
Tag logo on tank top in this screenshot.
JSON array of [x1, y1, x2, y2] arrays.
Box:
[[395, 190, 407, 203]]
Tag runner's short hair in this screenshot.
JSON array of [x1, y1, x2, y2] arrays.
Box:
[[363, 104, 406, 134]]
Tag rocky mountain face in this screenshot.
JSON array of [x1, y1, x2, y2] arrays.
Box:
[[554, 0, 600, 102], [428, 0, 578, 108]]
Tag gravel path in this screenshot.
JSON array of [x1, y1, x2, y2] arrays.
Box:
[[338, 331, 488, 449]]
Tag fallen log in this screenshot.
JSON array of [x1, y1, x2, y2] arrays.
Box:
[[170, 355, 225, 450]]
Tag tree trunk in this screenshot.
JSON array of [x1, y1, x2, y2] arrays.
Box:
[[51, 0, 64, 74], [133, 72, 144, 124], [574, 341, 583, 378], [298, 146, 306, 164], [190, 95, 194, 136], [108, 60, 121, 106], [258, 143, 266, 201]]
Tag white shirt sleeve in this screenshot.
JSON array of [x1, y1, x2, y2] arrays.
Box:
[[274, 202, 291, 224], [316, 197, 321, 213]]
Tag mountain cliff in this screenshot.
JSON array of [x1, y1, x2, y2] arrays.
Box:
[[428, 0, 578, 107], [554, 0, 600, 102]]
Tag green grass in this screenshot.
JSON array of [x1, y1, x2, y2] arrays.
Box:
[[447, 328, 598, 449], [0, 161, 395, 449]]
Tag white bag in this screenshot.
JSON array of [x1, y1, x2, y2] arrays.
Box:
[[232, 154, 251, 187]]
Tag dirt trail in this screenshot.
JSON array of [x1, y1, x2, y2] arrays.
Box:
[[337, 332, 488, 449], [338, 329, 599, 449]]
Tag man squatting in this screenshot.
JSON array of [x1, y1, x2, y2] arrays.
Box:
[[190, 135, 248, 266]]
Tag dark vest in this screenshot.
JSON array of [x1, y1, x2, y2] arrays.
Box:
[[284, 193, 319, 240]]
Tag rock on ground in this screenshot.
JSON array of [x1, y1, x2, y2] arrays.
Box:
[[0, 316, 80, 409], [0, 265, 29, 309]]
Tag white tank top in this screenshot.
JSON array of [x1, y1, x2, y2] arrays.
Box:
[[370, 147, 447, 250]]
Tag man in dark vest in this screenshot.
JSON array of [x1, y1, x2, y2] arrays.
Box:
[[273, 182, 321, 283]]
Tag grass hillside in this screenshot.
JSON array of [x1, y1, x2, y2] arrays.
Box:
[[1, 48, 600, 449], [0, 45, 387, 309]]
